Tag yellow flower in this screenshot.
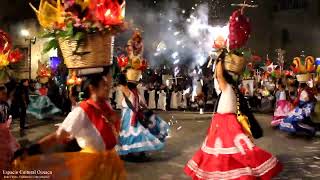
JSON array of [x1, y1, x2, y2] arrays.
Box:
[[75, 0, 91, 10], [29, 0, 64, 29], [0, 53, 9, 68], [131, 57, 141, 70]]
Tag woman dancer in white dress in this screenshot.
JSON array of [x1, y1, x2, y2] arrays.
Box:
[[148, 88, 156, 109], [157, 89, 167, 111]]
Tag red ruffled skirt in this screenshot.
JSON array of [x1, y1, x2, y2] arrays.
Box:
[[184, 113, 282, 180]]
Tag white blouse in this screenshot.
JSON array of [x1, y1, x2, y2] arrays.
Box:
[[214, 78, 237, 114], [57, 107, 106, 152]]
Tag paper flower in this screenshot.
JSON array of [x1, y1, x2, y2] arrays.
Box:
[[29, 0, 65, 29], [0, 53, 9, 68], [117, 55, 128, 68], [8, 49, 23, 64], [89, 0, 125, 26]]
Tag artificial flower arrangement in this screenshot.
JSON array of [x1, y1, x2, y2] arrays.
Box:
[[30, 0, 126, 69], [291, 56, 315, 82], [0, 30, 24, 68], [66, 70, 82, 86], [37, 61, 52, 84], [0, 30, 24, 84], [212, 8, 252, 75], [30, 0, 126, 52], [117, 31, 148, 82]]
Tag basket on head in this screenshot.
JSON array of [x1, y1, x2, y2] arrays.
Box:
[[296, 74, 311, 82], [126, 69, 141, 82], [59, 33, 114, 69], [224, 53, 246, 75]]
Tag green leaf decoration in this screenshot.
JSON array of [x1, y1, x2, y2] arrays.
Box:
[[42, 39, 59, 54], [73, 32, 85, 41]]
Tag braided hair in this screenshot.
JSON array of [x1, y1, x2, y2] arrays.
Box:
[[215, 50, 263, 139]]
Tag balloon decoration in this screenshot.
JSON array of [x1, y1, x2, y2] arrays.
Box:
[[228, 9, 251, 50]]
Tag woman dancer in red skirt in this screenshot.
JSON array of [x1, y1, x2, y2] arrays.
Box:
[[184, 52, 282, 180]]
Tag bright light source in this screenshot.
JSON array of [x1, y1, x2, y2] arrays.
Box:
[[21, 29, 30, 37]]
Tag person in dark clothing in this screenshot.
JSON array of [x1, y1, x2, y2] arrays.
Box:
[[0, 86, 9, 124], [15, 79, 30, 130]]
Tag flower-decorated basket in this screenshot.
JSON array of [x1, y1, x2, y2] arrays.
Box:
[[224, 53, 247, 74], [59, 33, 114, 68]]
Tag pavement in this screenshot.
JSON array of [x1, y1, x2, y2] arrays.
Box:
[[9, 112, 320, 180]]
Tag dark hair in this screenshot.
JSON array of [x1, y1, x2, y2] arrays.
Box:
[[128, 82, 137, 90], [82, 74, 105, 99], [300, 83, 307, 89], [117, 73, 127, 86], [216, 49, 263, 139], [101, 65, 112, 77]]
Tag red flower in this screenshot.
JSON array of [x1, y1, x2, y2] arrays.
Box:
[[89, 0, 124, 26], [139, 59, 148, 71], [8, 49, 23, 63], [117, 55, 128, 68]]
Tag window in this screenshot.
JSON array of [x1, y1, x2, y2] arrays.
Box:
[[276, 0, 307, 11]]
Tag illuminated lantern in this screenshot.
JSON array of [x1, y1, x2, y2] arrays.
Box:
[[8, 49, 23, 64]]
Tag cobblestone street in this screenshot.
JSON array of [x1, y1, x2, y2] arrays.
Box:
[[10, 112, 320, 180]]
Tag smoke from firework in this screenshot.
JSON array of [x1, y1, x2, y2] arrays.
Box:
[[116, 0, 229, 68]]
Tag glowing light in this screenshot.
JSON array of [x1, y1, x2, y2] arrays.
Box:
[[171, 52, 179, 59], [173, 59, 180, 64], [20, 29, 30, 37], [174, 31, 180, 36]]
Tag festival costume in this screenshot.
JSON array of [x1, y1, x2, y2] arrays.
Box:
[[116, 90, 169, 155], [116, 86, 123, 110], [184, 79, 282, 180], [27, 87, 61, 120], [157, 90, 167, 111], [148, 89, 156, 109], [271, 91, 292, 127], [280, 90, 316, 135], [13, 99, 126, 180], [170, 91, 179, 109]]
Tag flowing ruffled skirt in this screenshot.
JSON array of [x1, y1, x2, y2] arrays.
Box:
[[184, 113, 282, 180], [279, 102, 315, 134], [116, 108, 169, 155], [12, 150, 126, 180], [27, 95, 61, 120], [271, 100, 292, 127]]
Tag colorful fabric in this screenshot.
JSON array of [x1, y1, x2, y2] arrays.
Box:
[[279, 101, 315, 134], [116, 92, 169, 155], [184, 113, 282, 180], [57, 102, 117, 152], [80, 99, 120, 150], [12, 150, 126, 180], [271, 100, 292, 127], [27, 94, 61, 120]]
